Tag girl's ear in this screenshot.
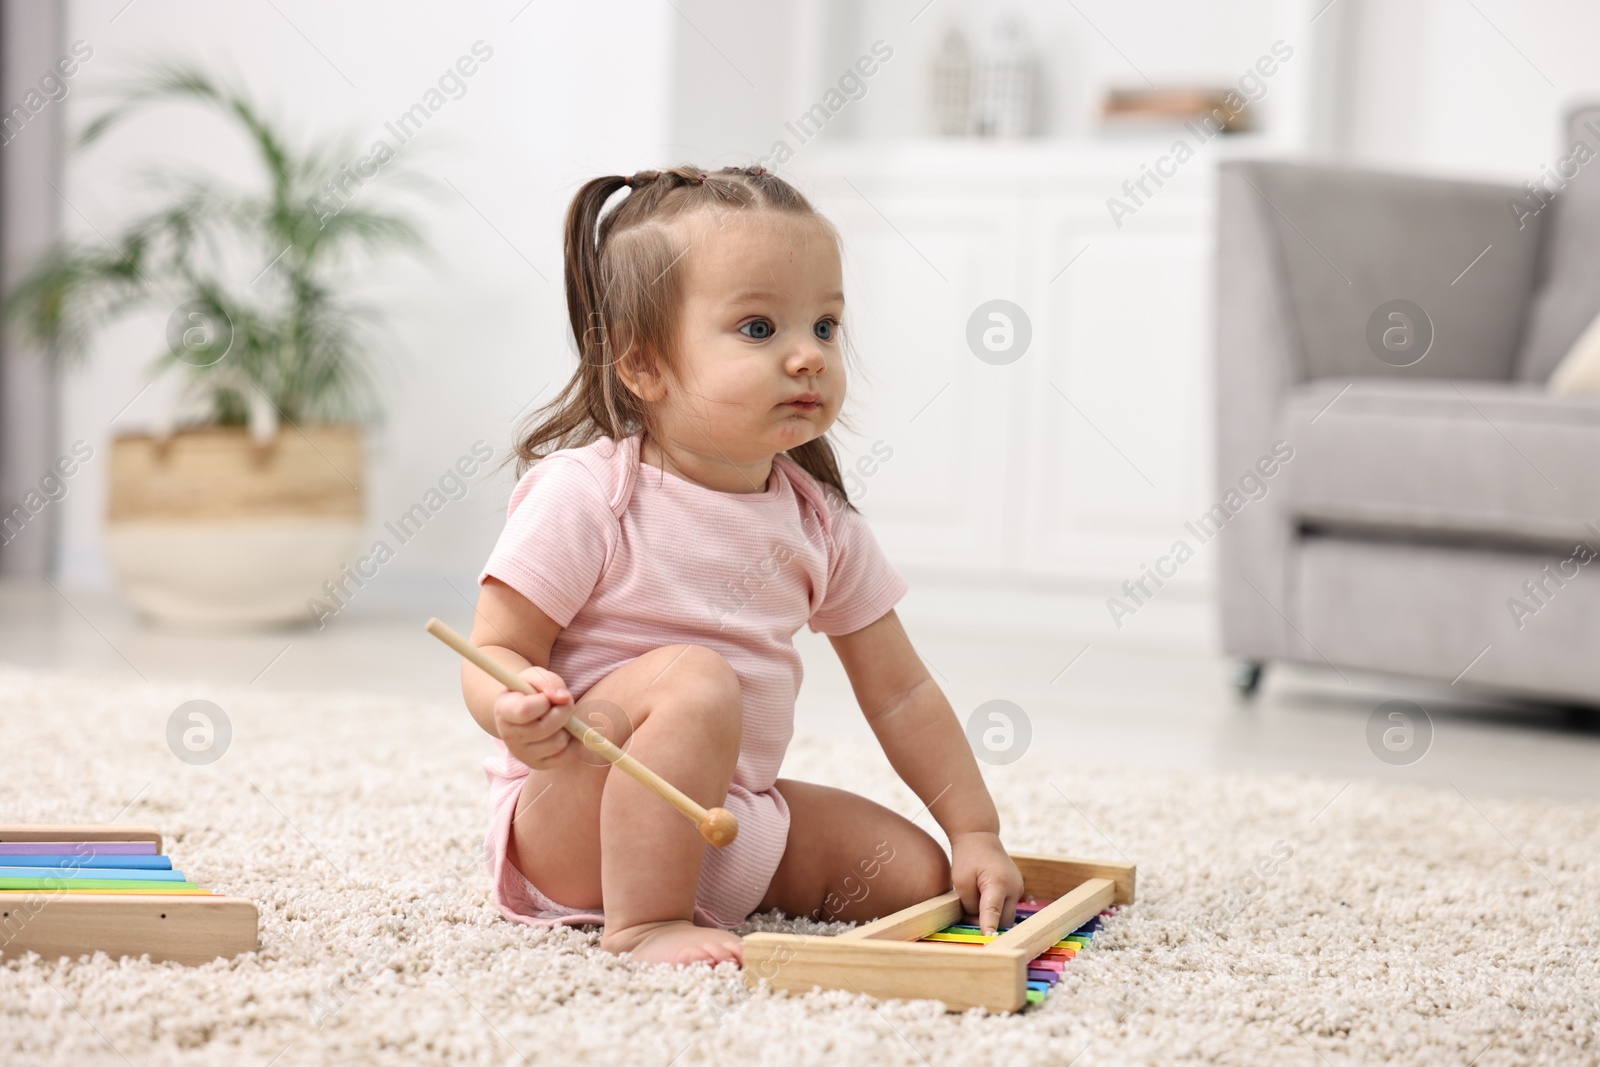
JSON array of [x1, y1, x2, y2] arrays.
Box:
[[617, 344, 668, 403]]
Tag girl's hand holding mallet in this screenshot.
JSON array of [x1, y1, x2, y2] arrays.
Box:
[[426, 618, 739, 848]]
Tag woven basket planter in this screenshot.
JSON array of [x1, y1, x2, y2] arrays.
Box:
[[104, 426, 364, 627]]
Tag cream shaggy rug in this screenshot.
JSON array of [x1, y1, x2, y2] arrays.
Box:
[[0, 661, 1595, 1067]]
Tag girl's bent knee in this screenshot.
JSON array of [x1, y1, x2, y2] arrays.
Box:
[[663, 643, 740, 694], [656, 643, 742, 710], [650, 644, 743, 735]]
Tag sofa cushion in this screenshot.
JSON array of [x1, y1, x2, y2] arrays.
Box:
[[1280, 379, 1600, 545], [1549, 303, 1600, 394], [1246, 162, 1541, 383], [1514, 102, 1600, 382]]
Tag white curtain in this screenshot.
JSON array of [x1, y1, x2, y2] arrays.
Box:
[[0, 0, 64, 579]]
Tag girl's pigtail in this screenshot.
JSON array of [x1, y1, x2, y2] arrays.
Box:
[[498, 175, 633, 477], [564, 175, 629, 372]]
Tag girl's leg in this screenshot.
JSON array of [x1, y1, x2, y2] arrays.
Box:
[[506, 643, 745, 965], [757, 779, 953, 923]]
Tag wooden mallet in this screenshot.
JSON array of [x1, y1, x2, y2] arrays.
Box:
[[425, 618, 739, 848]]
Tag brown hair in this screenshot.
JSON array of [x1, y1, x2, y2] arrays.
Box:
[[499, 163, 861, 513]]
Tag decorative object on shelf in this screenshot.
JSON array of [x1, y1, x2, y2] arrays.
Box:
[[931, 15, 1037, 139], [1101, 87, 1252, 135], [970, 16, 1036, 139], [931, 25, 973, 136], [1, 62, 437, 627]]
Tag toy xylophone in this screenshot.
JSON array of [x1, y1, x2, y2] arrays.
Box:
[[743, 853, 1135, 1013], [918, 898, 1106, 1007], [0, 825, 258, 966]]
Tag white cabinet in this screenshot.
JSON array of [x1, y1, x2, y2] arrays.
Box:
[[789, 141, 1219, 590], [804, 186, 1018, 571], [668, 0, 1328, 595]]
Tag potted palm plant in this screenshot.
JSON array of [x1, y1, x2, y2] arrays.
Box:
[[2, 63, 435, 627]]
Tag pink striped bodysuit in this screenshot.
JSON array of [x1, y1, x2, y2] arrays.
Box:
[[476, 431, 907, 929]]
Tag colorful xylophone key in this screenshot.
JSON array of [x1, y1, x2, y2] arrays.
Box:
[[0, 848, 202, 894], [0, 841, 158, 856], [915, 897, 1112, 1009], [0, 854, 173, 870]]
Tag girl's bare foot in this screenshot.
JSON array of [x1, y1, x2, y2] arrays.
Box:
[[602, 920, 744, 966]]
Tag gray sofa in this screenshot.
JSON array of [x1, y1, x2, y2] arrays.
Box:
[[1217, 106, 1600, 706]]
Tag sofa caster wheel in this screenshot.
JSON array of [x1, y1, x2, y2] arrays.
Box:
[[1561, 704, 1599, 732], [1232, 661, 1265, 698]]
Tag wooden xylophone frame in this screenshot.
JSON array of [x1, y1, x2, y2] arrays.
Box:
[[0, 825, 259, 966], [742, 853, 1136, 1013]]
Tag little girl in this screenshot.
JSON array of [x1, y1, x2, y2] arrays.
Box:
[[461, 163, 1023, 966]]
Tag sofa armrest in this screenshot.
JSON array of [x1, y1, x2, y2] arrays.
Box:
[[1213, 160, 1546, 664], [1214, 162, 1304, 661]]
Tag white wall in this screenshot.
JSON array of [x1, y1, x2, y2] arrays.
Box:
[[671, 0, 1318, 152], [48, 0, 1600, 614], [54, 0, 673, 605], [1331, 0, 1600, 181]]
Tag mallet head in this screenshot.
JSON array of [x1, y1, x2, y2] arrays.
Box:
[[699, 807, 739, 848]]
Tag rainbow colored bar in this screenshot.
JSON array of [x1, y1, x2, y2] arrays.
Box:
[[0, 847, 213, 895], [0, 841, 158, 856], [914, 897, 1108, 1007], [0, 878, 209, 893], [0, 854, 172, 869]]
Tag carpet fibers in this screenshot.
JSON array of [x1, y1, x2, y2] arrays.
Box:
[[0, 662, 1595, 1066]]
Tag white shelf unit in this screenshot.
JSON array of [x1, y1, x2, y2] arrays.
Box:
[[669, 0, 1333, 592], [788, 138, 1224, 592]]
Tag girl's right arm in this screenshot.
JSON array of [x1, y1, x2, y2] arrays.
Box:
[[461, 575, 579, 769]]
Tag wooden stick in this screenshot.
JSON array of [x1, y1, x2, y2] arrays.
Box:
[[425, 618, 738, 848], [0, 894, 259, 966], [1008, 852, 1135, 904], [837, 891, 962, 941], [742, 934, 1025, 1013]]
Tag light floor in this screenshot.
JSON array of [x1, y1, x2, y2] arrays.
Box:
[[2, 574, 1597, 804]]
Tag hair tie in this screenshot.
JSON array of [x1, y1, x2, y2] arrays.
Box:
[[623, 175, 633, 187]]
